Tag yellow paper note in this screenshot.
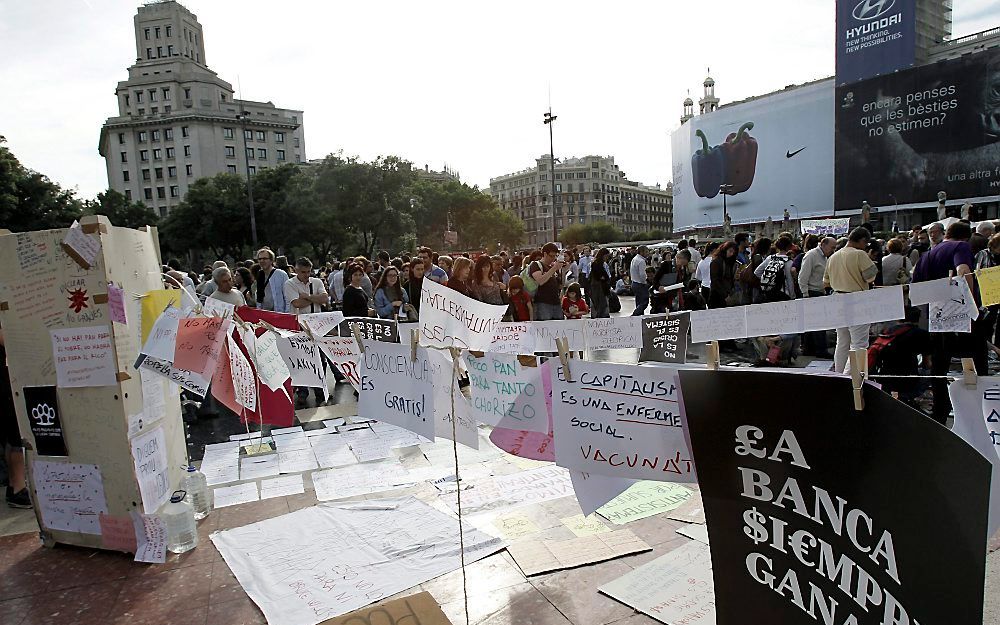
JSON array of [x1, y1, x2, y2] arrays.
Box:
[[507, 456, 551, 471], [561, 514, 611, 537], [140, 289, 181, 344], [597, 482, 692, 525], [494, 513, 540, 540], [978, 266, 1000, 307]]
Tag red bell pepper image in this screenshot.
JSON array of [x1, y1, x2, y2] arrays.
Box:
[[720, 122, 757, 194]]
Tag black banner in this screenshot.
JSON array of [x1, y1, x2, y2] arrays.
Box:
[[23, 385, 67, 457], [639, 313, 689, 364], [679, 369, 989, 625], [339, 317, 399, 343], [836, 47, 1000, 209]]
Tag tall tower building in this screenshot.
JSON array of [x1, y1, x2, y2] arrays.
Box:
[[98, 1, 306, 217], [915, 0, 953, 63], [698, 74, 719, 115]]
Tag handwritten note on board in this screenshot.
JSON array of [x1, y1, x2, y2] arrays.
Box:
[[173, 316, 230, 377], [131, 511, 167, 563], [61, 220, 102, 269], [51, 325, 118, 388], [464, 352, 548, 432], [140, 290, 182, 344], [107, 283, 128, 325], [131, 426, 170, 514], [100, 513, 138, 552], [33, 460, 108, 535], [583, 317, 642, 350]]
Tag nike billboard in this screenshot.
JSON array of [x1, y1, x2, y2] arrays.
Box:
[[671, 79, 835, 232], [835, 47, 1000, 211], [836, 0, 916, 86]]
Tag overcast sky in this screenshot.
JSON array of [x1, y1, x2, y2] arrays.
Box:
[[0, 0, 996, 200]]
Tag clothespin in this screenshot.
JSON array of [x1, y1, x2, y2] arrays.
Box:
[[556, 337, 573, 382], [706, 341, 720, 371], [961, 358, 977, 388], [351, 323, 366, 354], [850, 348, 868, 411], [410, 329, 419, 362]]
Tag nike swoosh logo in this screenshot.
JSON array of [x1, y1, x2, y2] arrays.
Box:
[[786, 147, 806, 158]]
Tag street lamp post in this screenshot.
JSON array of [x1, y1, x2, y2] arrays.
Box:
[[719, 183, 734, 237], [544, 109, 557, 244], [237, 107, 258, 249]]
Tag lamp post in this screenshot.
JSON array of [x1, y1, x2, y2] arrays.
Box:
[[236, 107, 259, 249], [719, 183, 734, 237], [544, 109, 557, 244]]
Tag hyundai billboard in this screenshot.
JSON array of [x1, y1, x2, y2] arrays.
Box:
[[836, 0, 916, 86]]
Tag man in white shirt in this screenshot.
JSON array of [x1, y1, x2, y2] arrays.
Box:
[[687, 240, 703, 266], [284, 257, 329, 315], [798, 237, 836, 358], [578, 247, 592, 304], [200, 260, 228, 299], [694, 242, 716, 301], [207, 266, 246, 308], [327, 261, 345, 308], [630, 246, 649, 315]]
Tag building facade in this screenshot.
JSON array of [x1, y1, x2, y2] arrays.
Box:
[[98, 1, 305, 217], [489, 155, 672, 247]]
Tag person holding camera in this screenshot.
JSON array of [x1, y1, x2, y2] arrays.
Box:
[[529, 243, 566, 320]]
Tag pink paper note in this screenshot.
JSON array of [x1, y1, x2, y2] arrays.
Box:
[[107, 284, 128, 325], [489, 360, 555, 460], [173, 316, 229, 377], [99, 513, 137, 553]]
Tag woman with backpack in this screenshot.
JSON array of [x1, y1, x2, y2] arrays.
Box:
[[709, 241, 739, 309], [740, 237, 772, 305]]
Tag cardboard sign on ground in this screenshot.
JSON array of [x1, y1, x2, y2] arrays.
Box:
[[318, 591, 452, 625]]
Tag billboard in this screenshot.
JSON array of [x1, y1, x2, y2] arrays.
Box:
[[835, 0, 916, 86], [835, 47, 1000, 211], [671, 79, 835, 232]]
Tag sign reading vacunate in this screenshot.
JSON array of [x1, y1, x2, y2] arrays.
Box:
[[680, 369, 990, 625]]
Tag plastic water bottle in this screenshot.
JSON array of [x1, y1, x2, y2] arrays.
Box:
[[162, 490, 198, 554], [181, 465, 211, 520]]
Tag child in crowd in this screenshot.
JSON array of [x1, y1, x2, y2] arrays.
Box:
[[562, 282, 589, 320], [507, 276, 533, 322]]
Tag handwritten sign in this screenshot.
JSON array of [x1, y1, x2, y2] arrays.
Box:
[[930, 278, 978, 332], [137, 354, 209, 397], [320, 592, 453, 625], [531, 320, 586, 352], [202, 296, 235, 319], [552, 361, 696, 482], [131, 426, 170, 514], [583, 317, 642, 351], [140, 289, 182, 344], [131, 511, 167, 563], [465, 352, 548, 432], [61, 220, 102, 269], [800, 217, 851, 236], [107, 283, 128, 325], [507, 529, 649, 576], [227, 335, 257, 411], [639, 314, 689, 363], [51, 325, 118, 388], [569, 470, 637, 516], [489, 360, 555, 460], [419, 278, 507, 351], [596, 481, 693, 525], [427, 348, 479, 449], [494, 513, 542, 540], [33, 460, 108, 535], [489, 322, 536, 355], [299, 311, 344, 337], [252, 330, 291, 391], [561, 513, 611, 537], [276, 332, 326, 393], [100, 513, 138, 553], [140, 304, 182, 361], [173, 316, 230, 377], [978, 266, 1000, 307], [316, 335, 362, 390], [358, 341, 436, 440]]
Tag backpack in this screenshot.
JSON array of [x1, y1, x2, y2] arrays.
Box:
[[758, 256, 788, 295], [867, 325, 912, 372], [520, 263, 539, 297], [737, 259, 759, 288]]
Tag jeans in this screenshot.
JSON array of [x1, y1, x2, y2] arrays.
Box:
[[834, 323, 870, 373], [534, 302, 564, 321], [803, 291, 830, 355], [930, 331, 977, 423], [632, 283, 649, 316]]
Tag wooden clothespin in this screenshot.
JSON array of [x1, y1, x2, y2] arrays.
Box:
[[705, 341, 720, 371], [849, 348, 868, 411], [351, 323, 366, 354], [556, 337, 574, 382], [410, 329, 419, 362], [961, 358, 977, 388]]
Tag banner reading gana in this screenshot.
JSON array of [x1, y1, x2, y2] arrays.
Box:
[[835, 47, 1000, 211], [671, 79, 835, 232]]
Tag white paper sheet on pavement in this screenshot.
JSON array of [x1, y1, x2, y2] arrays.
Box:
[[569, 470, 638, 516], [211, 497, 505, 625]]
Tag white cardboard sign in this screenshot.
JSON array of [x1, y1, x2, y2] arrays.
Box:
[[358, 341, 436, 440], [419, 278, 507, 351]]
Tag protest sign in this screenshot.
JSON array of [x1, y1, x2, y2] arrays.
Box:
[[227, 335, 257, 411], [276, 332, 326, 394], [583, 317, 642, 351], [799, 218, 851, 236], [507, 529, 649, 576], [489, 322, 536, 355], [339, 317, 398, 343], [130, 425, 170, 514], [358, 341, 436, 440], [61, 220, 102, 269], [949, 380, 1000, 535], [690, 306, 747, 343], [551, 362, 696, 482], [639, 313, 689, 363], [22, 385, 67, 456], [139, 304, 182, 361], [99, 513, 138, 553], [136, 354, 209, 397], [318, 592, 453, 625], [202, 296, 235, 319], [978, 266, 1000, 307], [299, 311, 344, 337], [427, 349, 478, 449], [596, 481, 693, 525], [173, 316, 230, 377], [489, 360, 556, 460], [907, 276, 952, 305], [51, 325, 118, 388], [33, 461, 108, 535], [680, 368, 991, 625], [419, 278, 507, 350], [569, 471, 637, 516], [140, 289, 182, 344], [464, 352, 548, 432], [531, 320, 586, 352], [131, 511, 167, 563], [251, 330, 292, 391], [929, 278, 978, 332], [107, 283, 128, 325], [316, 335, 362, 390]]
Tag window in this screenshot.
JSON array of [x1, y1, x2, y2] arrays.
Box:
[[155, 167, 163, 180], [138, 108, 145, 115], [295, 154, 300, 163], [125, 190, 132, 201], [152, 148, 162, 160], [146, 48, 153, 60], [183, 145, 191, 157], [157, 187, 166, 199], [591, 162, 599, 168], [293, 137, 300, 147], [225, 146, 235, 157], [166, 147, 175, 158], [124, 94, 130, 106], [164, 128, 173, 140], [227, 164, 238, 174], [555, 173, 563, 180], [223, 127, 234, 139], [220, 93, 225, 101], [135, 91, 144, 103], [185, 164, 193, 176], [276, 149, 285, 161], [246, 148, 255, 160], [593, 183, 600, 191], [275, 132, 284, 143], [167, 166, 176, 178], [122, 170, 130, 182], [248, 166, 256, 175], [567, 183, 573, 192], [151, 129, 160, 141], [154, 26, 160, 38], [159, 206, 167, 217], [144, 27, 150, 40], [170, 186, 179, 198], [184, 88, 191, 99], [139, 150, 149, 161], [144, 188, 153, 200], [149, 89, 157, 102], [142, 169, 150, 181], [257, 148, 267, 159], [162, 88, 170, 100], [577, 172, 586, 179], [181, 126, 189, 138], [256, 131, 265, 141], [165, 25, 171, 37], [156, 46, 163, 57], [555, 184, 562, 192], [150, 107, 158, 114], [117, 132, 125, 144], [244, 129, 253, 141]]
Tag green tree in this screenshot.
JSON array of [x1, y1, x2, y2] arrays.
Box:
[[558, 223, 591, 247], [159, 173, 251, 260], [84, 189, 159, 229], [589, 222, 624, 243], [408, 179, 523, 251], [0, 136, 84, 232]]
